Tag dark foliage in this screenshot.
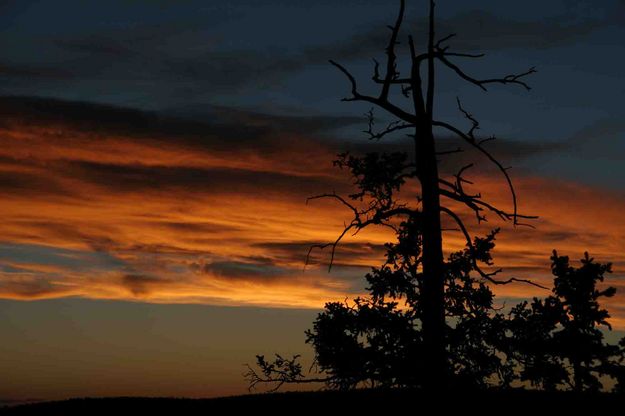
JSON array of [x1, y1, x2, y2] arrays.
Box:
[[508, 252, 624, 392], [247, 219, 625, 392]]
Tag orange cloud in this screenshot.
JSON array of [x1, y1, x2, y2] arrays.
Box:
[[1, 97, 623, 327]]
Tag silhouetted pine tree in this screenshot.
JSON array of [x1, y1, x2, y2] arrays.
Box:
[[508, 252, 625, 392]]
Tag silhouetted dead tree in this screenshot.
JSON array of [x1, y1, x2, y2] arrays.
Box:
[[305, 0, 538, 388]]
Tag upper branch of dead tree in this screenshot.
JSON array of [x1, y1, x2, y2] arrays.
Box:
[[363, 108, 415, 140], [433, 111, 537, 227], [326, 0, 538, 284], [438, 163, 536, 225], [411, 31, 533, 92], [329, 59, 417, 123], [379, 0, 404, 100], [456, 97, 479, 139], [437, 54, 536, 91]]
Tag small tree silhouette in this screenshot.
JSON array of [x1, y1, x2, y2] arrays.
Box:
[[508, 252, 625, 392]]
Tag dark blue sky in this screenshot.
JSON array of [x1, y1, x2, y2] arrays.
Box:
[[2, 0, 624, 188]]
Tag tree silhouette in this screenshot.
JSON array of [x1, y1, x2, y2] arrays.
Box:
[[306, 0, 537, 388], [508, 252, 625, 392], [246, 247, 625, 392], [245, 0, 625, 393], [246, 226, 513, 390]]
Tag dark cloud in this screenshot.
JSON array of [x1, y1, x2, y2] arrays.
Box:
[[151, 221, 241, 235], [191, 259, 289, 281], [121, 274, 172, 296], [0, 95, 359, 149], [1, 221, 111, 250], [158, 10, 611, 90], [117, 244, 210, 256], [0, 277, 70, 298], [432, 11, 606, 51], [498, 227, 604, 246], [0, 95, 579, 209], [50, 160, 343, 197], [56, 36, 134, 57], [255, 240, 386, 267], [568, 118, 625, 144], [306, 6, 614, 64], [1, 4, 611, 96], [0, 167, 70, 197], [434, 136, 569, 175], [0, 63, 73, 81], [1, 94, 573, 161]]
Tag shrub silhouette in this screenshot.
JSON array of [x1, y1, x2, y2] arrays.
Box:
[[303, 229, 512, 390], [247, 237, 625, 392], [508, 252, 624, 392]]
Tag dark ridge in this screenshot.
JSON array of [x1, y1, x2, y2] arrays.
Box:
[[2, 389, 624, 415]]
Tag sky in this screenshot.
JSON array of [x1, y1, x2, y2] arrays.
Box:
[[1, 0, 625, 402]]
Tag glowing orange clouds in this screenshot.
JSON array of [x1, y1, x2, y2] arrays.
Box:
[[0, 97, 623, 326]]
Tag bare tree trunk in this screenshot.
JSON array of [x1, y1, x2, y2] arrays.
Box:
[[416, 125, 447, 390], [417, 0, 447, 390]]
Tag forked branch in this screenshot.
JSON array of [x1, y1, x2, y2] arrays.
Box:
[[440, 206, 547, 290], [363, 108, 415, 140], [433, 118, 537, 227], [244, 354, 332, 392], [438, 54, 536, 91], [306, 192, 418, 271], [330, 59, 417, 123]]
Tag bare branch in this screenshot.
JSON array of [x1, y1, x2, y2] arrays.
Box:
[[379, 0, 405, 100], [363, 108, 415, 140], [306, 192, 419, 271], [329, 60, 417, 123], [443, 52, 485, 59], [440, 206, 548, 290], [439, 186, 536, 225], [244, 355, 332, 393], [305, 224, 355, 272], [433, 119, 538, 226], [307, 193, 359, 218], [438, 54, 536, 91], [435, 33, 484, 58], [456, 97, 479, 139], [436, 147, 463, 156], [435, 33, 456, 49]]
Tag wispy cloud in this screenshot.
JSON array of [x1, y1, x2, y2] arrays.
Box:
[[1, 2, 617, 96], [0, 96, 623, 324]]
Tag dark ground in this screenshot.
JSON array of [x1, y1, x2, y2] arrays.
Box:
[[2, 389, 624, 415]]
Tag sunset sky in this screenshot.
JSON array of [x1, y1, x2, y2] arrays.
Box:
[[1, 0, 625, 402]]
